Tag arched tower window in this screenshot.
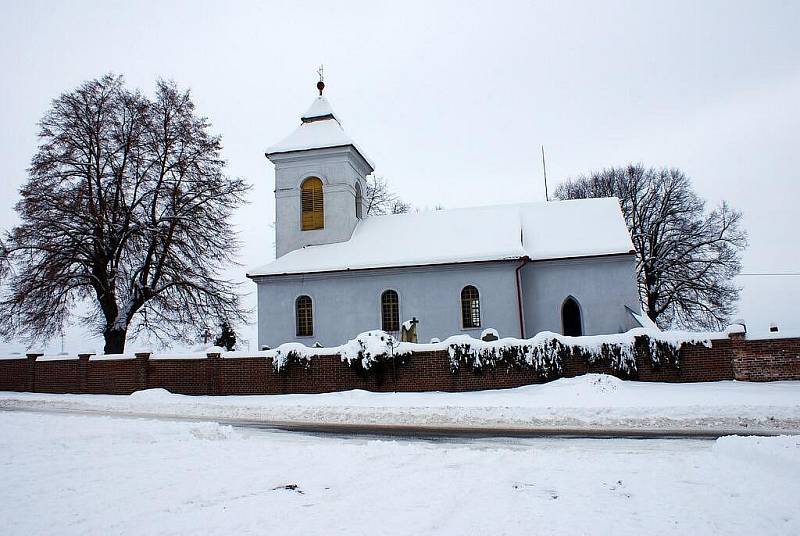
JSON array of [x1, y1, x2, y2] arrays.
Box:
[[296, 295, 313, 337], [355, 182, 363, 219], [301, 177, 324, 231], [461, 285, 481, 328], [381, 290, 400, 332], [562, 297, 583, 337]]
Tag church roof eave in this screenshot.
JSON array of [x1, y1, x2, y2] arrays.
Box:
[[265, 143, 375, 173], [246, 257, 526, 280]]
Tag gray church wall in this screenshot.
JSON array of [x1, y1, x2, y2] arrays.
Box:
[[255, 261, 521, 348], [520, 253, 641, 336], [270, 146, 370, 258]]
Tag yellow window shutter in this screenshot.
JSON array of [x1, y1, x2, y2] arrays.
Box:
[[301, 178, 324, 230]]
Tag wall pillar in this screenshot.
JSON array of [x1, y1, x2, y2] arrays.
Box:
[[206, 351, 221, 395], [77, 353, 94, 393], [728, 330, 748, 381], [25, 353, 42, 392], [134, 352, 150, 392]]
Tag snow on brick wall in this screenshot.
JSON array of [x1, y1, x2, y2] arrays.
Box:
[[1, 332, 799, 395]]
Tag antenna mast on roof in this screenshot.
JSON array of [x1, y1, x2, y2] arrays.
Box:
[[541, 145, 549, 201]]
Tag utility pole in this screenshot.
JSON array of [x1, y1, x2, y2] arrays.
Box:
[[541, 145, 549, 202]]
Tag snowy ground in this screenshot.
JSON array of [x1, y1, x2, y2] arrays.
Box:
[[2, 375, 799, 433], [0, 411, 798, 535]]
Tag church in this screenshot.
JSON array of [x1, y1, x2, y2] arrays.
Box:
[[247, 81, 643, 348]]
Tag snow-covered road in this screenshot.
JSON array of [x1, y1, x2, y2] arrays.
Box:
[[2, 374, 799, 434], [1, 411, 798, 535]]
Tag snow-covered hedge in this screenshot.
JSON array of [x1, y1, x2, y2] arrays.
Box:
[[451, 329, 716, 374], [263, 328, 715, 376], [268, 330, 408, 371]]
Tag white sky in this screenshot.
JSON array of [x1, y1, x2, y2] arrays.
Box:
[[1, 0, 798, 353]]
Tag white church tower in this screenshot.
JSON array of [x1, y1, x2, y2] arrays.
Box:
[[265, 74, 374, 258]]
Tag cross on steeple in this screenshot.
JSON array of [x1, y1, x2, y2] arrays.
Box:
[[316, 65, 325, 96]]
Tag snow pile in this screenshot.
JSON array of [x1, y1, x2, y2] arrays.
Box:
[[531, 374, 628, 405], [129, 388, 176, 402], [480, 328, 499, 340]]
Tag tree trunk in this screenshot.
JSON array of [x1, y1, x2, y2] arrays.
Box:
[[646, 293, 660, 325], [103, 328, 127, 354]]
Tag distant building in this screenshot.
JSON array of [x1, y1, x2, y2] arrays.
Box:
[[247, 82, 642, 347]]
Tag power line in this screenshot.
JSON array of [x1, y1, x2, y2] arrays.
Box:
[[738, 272, 800, 277]]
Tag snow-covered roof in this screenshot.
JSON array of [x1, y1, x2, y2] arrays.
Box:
[[301, 96, 336, 121], [248, 198, 634, 277], [266, 96, 375, 170]]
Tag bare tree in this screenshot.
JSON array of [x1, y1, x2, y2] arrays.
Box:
[[0, 75, 250, 353], [364, 176, 410, 215], [554, 164, 747, 330]]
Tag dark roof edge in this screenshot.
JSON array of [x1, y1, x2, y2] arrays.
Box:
[[301, 113, 336, 123]]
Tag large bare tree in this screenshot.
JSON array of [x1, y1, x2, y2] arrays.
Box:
[[364, 176, 410, 215], [0, 75, 250, 353], [555, 164, 747, 330]]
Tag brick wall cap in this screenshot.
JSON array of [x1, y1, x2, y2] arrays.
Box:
[[726, 323, 746, 335]]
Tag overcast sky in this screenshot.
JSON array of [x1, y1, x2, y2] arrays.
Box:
[[1, 0, 798, 353]]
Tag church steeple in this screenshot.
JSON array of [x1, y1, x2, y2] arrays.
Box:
[[265, 77, 373, 258], [265, 78, 373, 168]]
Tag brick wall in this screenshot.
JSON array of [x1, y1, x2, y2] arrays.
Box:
[[85, 357, 145, 394], [731, 336, 800, 381], [1, 333, 798, 396], [0, 358, 33, 391], [33, 359, 82, 393]]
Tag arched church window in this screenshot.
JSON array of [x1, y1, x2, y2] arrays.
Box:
[[381, 290, 400, 332], [355, 182, 363, 219], [301, 177, 324, 231], [461, 285, 481, 328], [296, 295, 313, 337], [562, 296, 583, 337]]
